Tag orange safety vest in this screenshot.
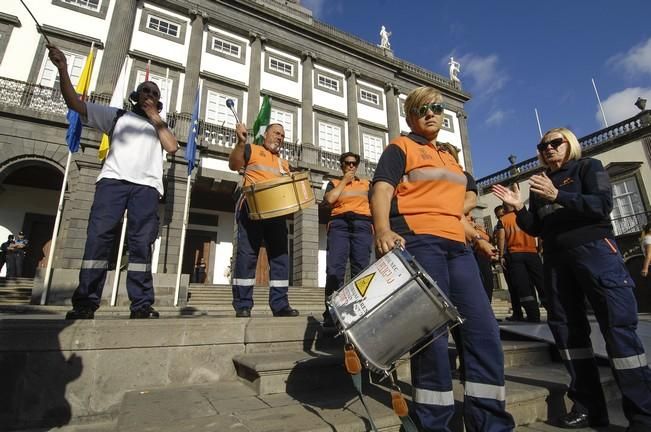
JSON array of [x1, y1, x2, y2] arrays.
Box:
[[390, 135, 466, 242], [243, 143, 290, 187], [500, 212, 537, 253], [329, 178, 372, 218]]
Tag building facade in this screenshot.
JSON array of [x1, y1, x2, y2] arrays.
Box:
[[0, 0, 470, 302]]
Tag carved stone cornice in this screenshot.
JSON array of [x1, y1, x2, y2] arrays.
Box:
[[345, 69, 360, 79], [301, 51, 317, 62]]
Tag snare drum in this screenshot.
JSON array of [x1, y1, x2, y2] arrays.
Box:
[[327, 247, 462, 373], [243, 171, 315, 220]]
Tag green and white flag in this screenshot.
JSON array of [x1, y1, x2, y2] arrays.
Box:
[[253, 95, 271, 144]]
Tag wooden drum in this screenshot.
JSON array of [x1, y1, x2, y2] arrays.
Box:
[[243, 171, 315, 220]]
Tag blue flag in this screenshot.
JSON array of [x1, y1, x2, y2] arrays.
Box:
[[186, 86, 200, 175], [66, 110, 83, 153]]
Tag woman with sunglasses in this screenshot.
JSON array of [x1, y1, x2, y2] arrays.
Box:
[[372, 86, 514, 431], [493, 128, 651, 431], [322, 152, 373, 327]]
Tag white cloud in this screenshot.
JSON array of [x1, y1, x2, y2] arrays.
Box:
[[301, 0, 327, 18], [608, 37, 651, 77], [485, 109, 507, 127], [596, 87, 651, 127], [455, 53, 508, 97]]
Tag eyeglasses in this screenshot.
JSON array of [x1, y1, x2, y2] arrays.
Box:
[[141, 87, 160, 98], [536, 137, 566, 152], [342, 160, 359, 167], [413, 102, 445, 117]]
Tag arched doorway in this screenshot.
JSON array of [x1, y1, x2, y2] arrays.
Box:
[[0, 160, 63, 278]]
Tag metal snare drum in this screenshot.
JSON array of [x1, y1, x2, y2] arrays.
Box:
[[327, 247, 462, 373]]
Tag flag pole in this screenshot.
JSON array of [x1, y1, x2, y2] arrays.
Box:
[[41, 42, 95, 304], [174, 173, 192, 306], [41, 151, 71, 304], [592, 78, 608, 127], [110, 210, 127, 306], [534, 108, 543, 138]]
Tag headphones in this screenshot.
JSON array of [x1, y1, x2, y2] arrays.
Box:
[[129, 86, 163, 112]]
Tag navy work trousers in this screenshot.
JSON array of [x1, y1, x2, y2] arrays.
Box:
[[545, 238, 651, 429], [232, 202, 289, 312], [509, 252, 544, 320], [404, 234, 515, 432], [324, 217, 373, 305], [73, 179, 159, 312]]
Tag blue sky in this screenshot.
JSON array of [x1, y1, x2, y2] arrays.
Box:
[[302, 0, 651, 178]]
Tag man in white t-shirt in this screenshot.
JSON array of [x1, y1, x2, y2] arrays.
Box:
[[48, 46, 178, 319]]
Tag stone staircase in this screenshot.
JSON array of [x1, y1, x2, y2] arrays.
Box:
[[0, 277, 32, 305], [111, 317, 617, 431]]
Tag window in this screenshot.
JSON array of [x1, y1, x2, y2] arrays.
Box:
[[360, 88, 379, 106], [317, 74, 339, 92], [39, 50, 87, 88], [147, 15, 179, 38], [61, 0, 100, 10], [611, 177, 647, 235], [269, 57, 293, 76], [136, 70, 172, 112], [443, 118, 451, 128], [205, 90, 237, 128], [271, 109, 293, 142], [212, 37, 240, 58], [318, 121, 342, 153], [362, 133, 383, 163]]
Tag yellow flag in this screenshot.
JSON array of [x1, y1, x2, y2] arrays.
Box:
[[75, 46, 95, 97], [98, 134, 110, 160]]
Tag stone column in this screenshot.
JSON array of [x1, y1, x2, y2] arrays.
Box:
[[246, 33, 264, 126], [301, 51, 315, 145], [94, 1, 137, 96], [384, 82, 400, 140], [346, 69, 360, 154], [292, 203, 319, 287], [180, 10, 207, 113], [457, 109, 474, 174]]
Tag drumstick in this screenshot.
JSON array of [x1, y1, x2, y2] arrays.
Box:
[[225, 99, 240, 123], [19, 0, 52, 45]]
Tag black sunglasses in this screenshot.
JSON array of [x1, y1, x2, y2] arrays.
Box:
[[537, 137, 566, 152], [413, 102, 445, 117], [141, 87, 160, 98], [342, 160, 359, 167]]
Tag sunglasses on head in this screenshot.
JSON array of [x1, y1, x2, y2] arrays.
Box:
[[413, 102, 445, 117], [141, 87, 160, 98], [537, 137, 566, 152], [343, 160, 359, 167]]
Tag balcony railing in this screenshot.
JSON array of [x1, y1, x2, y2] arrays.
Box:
[[477, 110, 651, 191], [0, 77, 378, 178], [612, 210, 650, 237]]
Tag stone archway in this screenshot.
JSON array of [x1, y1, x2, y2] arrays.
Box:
[[0, 158, 64, 278]]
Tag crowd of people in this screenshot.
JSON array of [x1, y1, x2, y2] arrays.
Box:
[[43, 37, 651, 430]]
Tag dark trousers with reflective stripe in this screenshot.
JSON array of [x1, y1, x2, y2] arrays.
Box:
[[503, 254, 523, 318], [545, 238, 651, 427], [232, 203, 289, 312], [405, 234, 514, 432], [324, 217, 373, 309], [508, 252, 544, 320], [73, 179, 159, 312]]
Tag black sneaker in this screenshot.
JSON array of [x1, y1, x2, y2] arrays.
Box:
[[272, 306, 299, 317], [235, 308, 251, 318], [557, 411, 608, 429], [65, 307, 95, 320], [129, 306, 160, 319]]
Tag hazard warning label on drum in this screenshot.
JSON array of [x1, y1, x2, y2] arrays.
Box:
[[331, 250, 412, 327], [354, 273, 375, 297]]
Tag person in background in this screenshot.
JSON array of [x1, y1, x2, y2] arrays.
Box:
[[322, 152, 373, 327], [493, 127, 651, 431], [640, 223, 651, 277], [0, 234, 14, 276], [8, 231, 29, 278], [494, 205, 524, 321], [372, 85, 514, 431], [470, 216, 496, 302]]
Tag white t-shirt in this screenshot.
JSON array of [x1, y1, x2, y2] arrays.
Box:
[[84, 103, 164, 195], [642, 235, 651, 257]]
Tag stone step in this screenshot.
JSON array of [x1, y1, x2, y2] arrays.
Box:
[[233, 339, 553, 396]]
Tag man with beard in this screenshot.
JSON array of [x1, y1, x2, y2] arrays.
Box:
[[47, 46, 178, 319], [228, 122, 299, 318]]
